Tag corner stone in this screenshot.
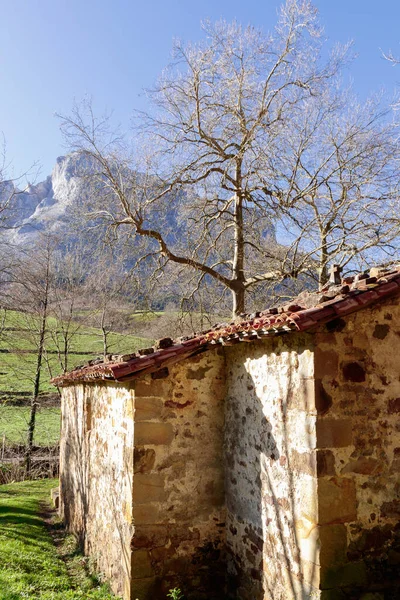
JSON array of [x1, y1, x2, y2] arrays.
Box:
[[135, 422, 174, 445], [133, 474, 167, 504], [318, 477, 357, 524], [316, 419, 353, 448]]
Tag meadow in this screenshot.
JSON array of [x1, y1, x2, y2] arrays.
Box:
[[0, 309, 153, 452], [0, 406, 60, 447], [0, 309, 152, 395]]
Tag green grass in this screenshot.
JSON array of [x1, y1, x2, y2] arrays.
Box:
[[0, 310, 152, 394], [0, 479, 118, 599], [0, 407, 60, 447], [0, 309, 152, 449]]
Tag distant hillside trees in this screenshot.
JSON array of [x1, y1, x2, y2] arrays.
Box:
[[60, 1, 400, 318]]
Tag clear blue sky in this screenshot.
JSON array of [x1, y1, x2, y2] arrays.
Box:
[[1, 0, 400, 179]]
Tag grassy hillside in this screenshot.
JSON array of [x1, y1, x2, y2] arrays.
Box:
[[0, 309, 153, 449], [0, 406, 60, 447], [0, 309, 152, 395]]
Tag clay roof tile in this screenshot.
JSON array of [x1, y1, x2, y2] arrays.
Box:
[[51, 263, 400, 386]]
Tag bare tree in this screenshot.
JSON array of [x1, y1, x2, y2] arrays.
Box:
[[0, 136, 14, 228], [6, 239, 56, 475], [0, 138, 41, 321], [0, 140, 19, 313], [47, 243, 89, 374], [274, 90, 400, 284], [60, 1, 400, 317], [81, 249, 140, 357]]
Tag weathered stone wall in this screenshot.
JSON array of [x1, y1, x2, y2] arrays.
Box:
[[131, 349, 226, 600], [224, 334, 319, 600], [60, 296, 400, 600], [60, 382, 134, 599], [60, 384, 87, 536], [314, 298, 400, 598]]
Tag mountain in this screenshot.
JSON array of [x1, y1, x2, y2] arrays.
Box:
[[2, 153, 93, 245]]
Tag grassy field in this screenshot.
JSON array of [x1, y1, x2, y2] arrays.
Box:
[[0, 406, 60, 447], [0, 479, 118, 599], [0, 309, 152, 395], [0, 309, 153, 450]]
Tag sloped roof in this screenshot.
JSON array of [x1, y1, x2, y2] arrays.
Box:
[[52, 265, 400, 387]]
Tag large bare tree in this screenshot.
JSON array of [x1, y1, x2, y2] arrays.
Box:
[[274, 90, 400, 284], [60, 1, 400, 317]]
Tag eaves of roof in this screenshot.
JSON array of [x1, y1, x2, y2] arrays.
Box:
[[51, 267, 400, 387]]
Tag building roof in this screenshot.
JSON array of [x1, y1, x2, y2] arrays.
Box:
[[52, 265, 400, 387]]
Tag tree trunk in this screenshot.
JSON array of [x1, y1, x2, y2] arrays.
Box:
[[101, 307, 108, 358], [318, 233, 329, 288], [26, 302, 47, 476], [232, 285, 245, 317], [232, 170, 246, 317], [26, 255, 50, 477]]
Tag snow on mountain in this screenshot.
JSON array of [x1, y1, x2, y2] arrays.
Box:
[[4, 153, 91, 245]]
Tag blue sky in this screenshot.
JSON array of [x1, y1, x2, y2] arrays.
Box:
[[1, 0, 400, 179]]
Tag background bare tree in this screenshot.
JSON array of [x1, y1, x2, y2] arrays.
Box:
[[0, 137, 41, 328], [0, 140, 19, 320], [275, 90, 400, 284], [81, 249, 139, 357], [60, 1, 400, 317], [46, 243, 90, 375], [5, 239, 56, 475]]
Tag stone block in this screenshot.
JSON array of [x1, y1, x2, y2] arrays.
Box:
[[134, 377, 171, 398], [290, 450, 316, 476], [318, 477, 357, 524], [315, 379, 333, 415], [295, 518, 320, 564], [133, 502, 162, 524], [317, 449, 336, 476], [131, 576, 158, 598], [131, 549, 154, 578], [315, 348, 339, 378], [135, 422, 174, 446], [134, 447, 156, 473], [132, 525, 168, 549], [319, 524, 347, 568], [122, 500, 133, 524], [298, 477, 319, 523], [321, 560, 368, 590], [288, 378, 315, 412], [316, 419, 352, 448], [133, 474, 167, 504], [301, 558, 320, 589], [135, 396, 163, 421], [123, 396, 134, 419], [341, 456, 383, 475]]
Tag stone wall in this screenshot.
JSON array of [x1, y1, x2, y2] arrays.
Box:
[[314, 298, 400, 598], [60, 382, 134, 599], [60, 349, 226, 600], [131, 349, 226, 599], [60, 296, 400, 600], [224, 333, 319, 600]]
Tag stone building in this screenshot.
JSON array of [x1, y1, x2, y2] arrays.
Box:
[[53, 266, 400, 600]]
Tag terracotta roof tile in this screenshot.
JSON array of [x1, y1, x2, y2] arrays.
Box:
[[51, 263, 400, 387]]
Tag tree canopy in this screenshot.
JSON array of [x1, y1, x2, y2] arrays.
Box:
[[60, 0, 400, 317]]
